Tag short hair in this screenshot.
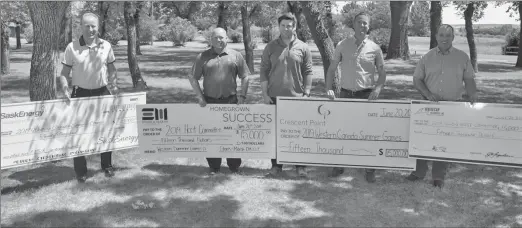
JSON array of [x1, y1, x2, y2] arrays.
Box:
[[353, 12, 371, 23], [438, 24, 455, 37], [81, 12, 99, 25], [278, 13, 296, 26]]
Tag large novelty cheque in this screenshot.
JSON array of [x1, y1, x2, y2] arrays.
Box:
[[409, 101, 522, 168], [136, 104, 276, 159], [276, 97, 416, 170], [1, 92, 146, 169]]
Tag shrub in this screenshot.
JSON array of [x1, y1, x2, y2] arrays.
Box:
[[504, 28, 520, 47], [23, 25, 33, 44], [164, 17, 198, 46], [202, 26, 215, 47], [261, 26, 279, 43], [228, 29, 243, 43], [139, 15, 160, 44], [103, 29, 122, 46], [369, 28, 390, 54], [502, 28, 520, 54]]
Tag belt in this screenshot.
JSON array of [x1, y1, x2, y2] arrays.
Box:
[[73, 86, 107, 93], [204, 94, 236, 100], [341, 88, 373, 95]]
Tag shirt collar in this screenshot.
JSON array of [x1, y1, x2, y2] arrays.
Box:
[[277, 35, 297, 47], [79, 36, 102, 47], [212, 47, 229, 55], [436, 46, 453, 55]]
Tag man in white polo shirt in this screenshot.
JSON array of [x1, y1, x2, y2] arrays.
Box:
[[324, 12, 387, 182], [57, 12, 118, 183]]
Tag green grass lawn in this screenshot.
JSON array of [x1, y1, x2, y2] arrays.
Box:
[[1, 36, 522, 227]]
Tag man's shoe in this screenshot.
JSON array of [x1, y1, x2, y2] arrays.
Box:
[[433, 180, 444, 189], [209, 168, 220, 175], [265, 166, 282, 176], [328, 167, 344, 177], [77, 176, 87, 183], [405, 174, 422, 182], [365, 171, 376, 183], [296, 167, 308, 177], [104, 167, 115, 178]]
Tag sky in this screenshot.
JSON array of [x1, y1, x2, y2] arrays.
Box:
[[334, 1, 520, 25]]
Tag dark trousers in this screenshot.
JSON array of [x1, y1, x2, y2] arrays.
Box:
[[204, 94, 242, 171], [411, 95, 449, 180], [270, 97, 305, 169], [337, 88, 375, 173], [71, 86, 113, 177]]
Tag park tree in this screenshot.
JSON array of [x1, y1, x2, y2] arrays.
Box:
[[496, 1, 521, 67], [0, 2, 30, 50], [240, 2, 261, 73], [287, 1, 308, 42], [386, 1, 413, 60], [124, 1, 148, 89], [300, 1, 340, 94], [455, 1, 488, 73], [26, 1, 70, 101], [59, 4, 73, 51], [430, 1, 443, 48], [342, 1, 390, 30], [217, 1, 229, 31], [1, 18, 9, 75], [98, 1, 111, 38], [135, 1, 145, 55], [409, 1, 430, 37]]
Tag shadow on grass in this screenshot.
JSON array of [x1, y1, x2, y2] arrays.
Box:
[[478, 62, 522, 73], [3, 194, 242, 227]]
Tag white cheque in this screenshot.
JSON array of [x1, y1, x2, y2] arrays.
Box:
[[409, 100, 522, 168], [276, 97, 416, 170], [1, 92, 146, 169], [136, 104, 276, 159]]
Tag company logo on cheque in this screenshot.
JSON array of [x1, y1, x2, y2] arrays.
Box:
[[142, 108, 168, 122], [317, 104, 331, 119], [1, 109, 44, 120], [414, 107, 444, 116]]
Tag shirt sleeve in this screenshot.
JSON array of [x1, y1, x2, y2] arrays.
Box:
[[374, 47, 385, 69], [62, 43, 74, 67], [236, 52, 250, 79], [192, 53, 204, 80], [413, 55, 426, 80], [463, 55, 476, 79], [107, 44, 116, 64], [301, 46, 313, 78], [259, 43, 271, 83], [333, 40, 343, 62]]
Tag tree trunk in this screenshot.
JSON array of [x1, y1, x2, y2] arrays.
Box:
[[149, 1, 154, 45], [124, 1, 147, 88], [27, 1, 70, 101], [135, 1, 143, 55], [15, 22, 21, 49], [515, 2, 522, 67], [301, 1, 340, 95], [217, 1, 228, 31], [59, 5, 72, 51], [324, 1, 335, 39], [1, 21, 10, 75], [187, 1, 199, 22], [464, 3, 478, 73], [98, 1, 110, 38], [386, 1, 412, 60], [287, 2, 306, 42], [430, 1, 442, 49], [241, 3, 255, 73]]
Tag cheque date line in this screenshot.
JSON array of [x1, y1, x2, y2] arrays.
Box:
[[288, 141, 344, 155]]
